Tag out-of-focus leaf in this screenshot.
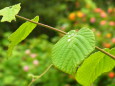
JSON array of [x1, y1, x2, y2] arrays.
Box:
[[7, 16, 39, 57], [0, 3, 21, 22]]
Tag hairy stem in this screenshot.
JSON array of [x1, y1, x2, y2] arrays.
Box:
[[16, 15, 115, 60], [28, 64, 53, 86]]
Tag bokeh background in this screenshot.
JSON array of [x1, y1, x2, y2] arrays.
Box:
[[0, 0, 115, 86]]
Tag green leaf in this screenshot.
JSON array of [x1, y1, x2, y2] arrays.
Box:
[[7, 16, 39, 57], [0, 3, 21, 22], [76, 48, 115, 86], [51, 28, 95, 74]]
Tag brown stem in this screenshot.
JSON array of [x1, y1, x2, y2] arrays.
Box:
[[16, 15, 66, 34], [95, 46, 115, 59], [15, 15, 115, 60]]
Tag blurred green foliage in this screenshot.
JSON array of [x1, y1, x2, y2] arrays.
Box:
[[0, 33, 74, 86]]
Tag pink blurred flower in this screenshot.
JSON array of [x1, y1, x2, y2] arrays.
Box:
[[109, 21, 115, 26], [90, 17, 96, 23], [112, 38, 115, 43], [33, 60, 39, 65], [30, 53, 37, 58], [25, 49, 31, 55], [100, 12, 107, 18], [23, 65, 29, 72], [108, 8, 112, 13], [100, 20, 106, 25], [94, 8, 102, 13]]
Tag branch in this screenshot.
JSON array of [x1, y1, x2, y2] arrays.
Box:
[[16, 15, 66, 34], [15, 15, 115, 60], [28, 64, 53, 86], [95, 46, 115, 59]]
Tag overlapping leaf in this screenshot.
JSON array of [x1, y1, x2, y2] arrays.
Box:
[[7, 16, 39, 57], [0, 3, 21, 22], [51, 28, 95, 74], [76, 48, 115, 86]]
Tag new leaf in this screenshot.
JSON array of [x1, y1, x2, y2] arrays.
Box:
[[7, 16, 39, 57], [0, 3, 21, 22]]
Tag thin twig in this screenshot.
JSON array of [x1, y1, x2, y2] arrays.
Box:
[[95, 46, 115, 59], [16, 15, 66, 34], [28, 78, 35, 86], [28, 64, 53, 86], [15, 15, 115, 60]]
